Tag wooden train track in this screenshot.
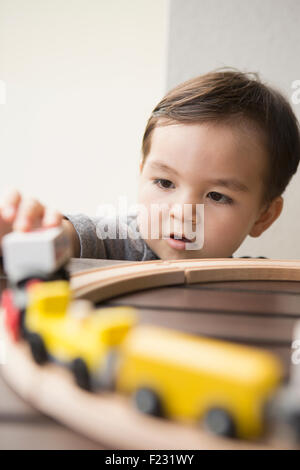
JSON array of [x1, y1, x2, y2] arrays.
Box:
[[2, 257, 300, 449], [70, 258, 300, 303]]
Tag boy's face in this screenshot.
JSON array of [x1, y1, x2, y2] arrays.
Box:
[[137, 120, 282, 260]]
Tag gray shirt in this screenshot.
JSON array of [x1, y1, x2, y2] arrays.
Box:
[[63, 211, 266, 261], [63, 211, 161, 261]]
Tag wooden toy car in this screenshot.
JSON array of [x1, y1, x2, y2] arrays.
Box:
[[23, 280, 138, 390], [2, 226, 72, 287], [106, 324, 284, 440], [1, 226, 73, 341]]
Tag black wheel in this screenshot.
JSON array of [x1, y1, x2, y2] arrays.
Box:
[[19, 309, 28, 339], [71, 358, 91, 391], [132, 387, 163, 417], [28, 333, 48, 365], [202, 407, 236, 438]]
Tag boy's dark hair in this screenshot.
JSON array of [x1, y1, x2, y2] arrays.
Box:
[[141, 67, 300, 208]]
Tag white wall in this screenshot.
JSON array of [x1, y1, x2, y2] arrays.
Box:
[[2, 0, 299, 259], [167, 0, 300, 259], [0, 0, 169, 215]]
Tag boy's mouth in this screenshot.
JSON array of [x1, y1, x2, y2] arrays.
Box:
[[169, 233, 195, 243], [164, 233, 196, 251]]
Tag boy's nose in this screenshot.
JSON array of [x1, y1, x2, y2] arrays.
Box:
[[169, 201, 199, 223]]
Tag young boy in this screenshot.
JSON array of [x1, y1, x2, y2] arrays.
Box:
[[1, 68, 300, 261]]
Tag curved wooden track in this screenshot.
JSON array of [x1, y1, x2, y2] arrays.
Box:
[[70, 258, 300, 302], [2, 258, 300, 449]]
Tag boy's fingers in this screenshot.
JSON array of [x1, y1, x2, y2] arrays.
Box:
[[0, 190, 63, 232], [13, 198, 46, 231], [42, 210, 63, 228], [1, 189, 22, 221]]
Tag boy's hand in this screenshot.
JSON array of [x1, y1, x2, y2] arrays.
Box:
[[0, 189, 63, 255]]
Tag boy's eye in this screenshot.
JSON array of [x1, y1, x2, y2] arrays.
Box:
[[153, 178, 175, 190], [153, 181, 233, 205], [207, 191, 233, 205]]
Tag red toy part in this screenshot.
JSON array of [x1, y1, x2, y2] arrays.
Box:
[[1, 289, 21, 342], [1, 280, 42, 342]]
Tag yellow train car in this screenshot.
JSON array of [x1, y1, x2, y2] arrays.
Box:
[[113, 324, 283, 440], [24, 280, 137, 390]]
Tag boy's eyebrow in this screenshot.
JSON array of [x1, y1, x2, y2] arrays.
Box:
[[148, 160, 250, 192]]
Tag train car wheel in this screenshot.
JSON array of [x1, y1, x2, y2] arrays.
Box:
[[28, 333, 48, 365], [202, 407, 237, 438], [71, 358, 91, 391], [132, 387, 163, 417]]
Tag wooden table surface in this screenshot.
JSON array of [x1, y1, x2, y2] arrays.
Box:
[[0, 257, 299, 449]]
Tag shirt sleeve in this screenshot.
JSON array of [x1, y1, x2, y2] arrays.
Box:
[[62, 212, 156, 261], [62, 213, 107, 259]]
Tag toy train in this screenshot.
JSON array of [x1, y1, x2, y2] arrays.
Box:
[[0, 227, 299, 442], [1, 226, 73, 341], [1, 276, 284, 440]]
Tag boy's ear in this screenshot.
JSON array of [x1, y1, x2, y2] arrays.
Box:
[[139, 158, 144, 173], [249, 196, 284, 238]]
